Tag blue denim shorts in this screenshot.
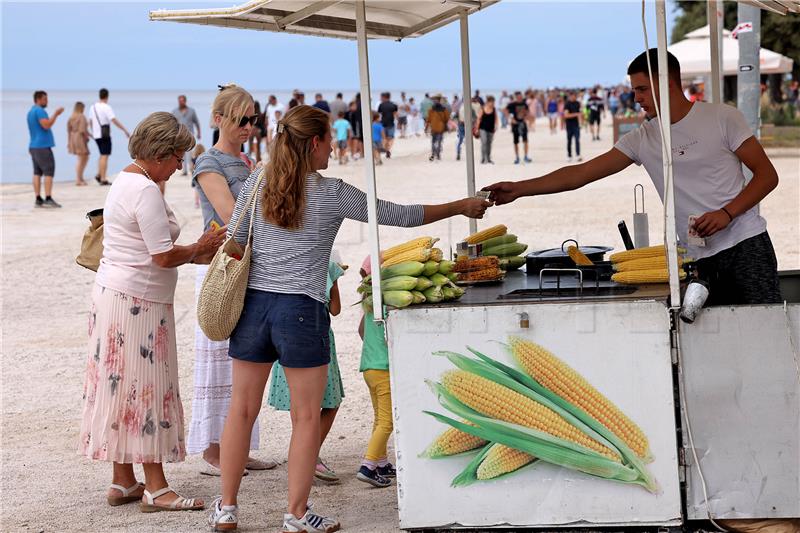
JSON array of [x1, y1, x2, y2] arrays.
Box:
[[229, 289, 330, 368]]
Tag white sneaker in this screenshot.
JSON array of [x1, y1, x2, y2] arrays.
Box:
[[282, 509, 340, 533], [567, 157, 573, 163], [208, 497, 238, 531]]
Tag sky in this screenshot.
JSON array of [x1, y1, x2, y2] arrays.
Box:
[[2, 0, 677, 92]]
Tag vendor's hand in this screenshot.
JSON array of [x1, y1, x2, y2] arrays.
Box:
[[196, 225, 227, 255], [482, 181, 521, 206], [460, 198, 492, 219], [693, 209, 731, 238]]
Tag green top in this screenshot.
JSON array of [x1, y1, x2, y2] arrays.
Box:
[[359, 310, 389, 372]]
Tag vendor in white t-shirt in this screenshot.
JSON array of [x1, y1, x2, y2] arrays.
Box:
[[484, 49, 782, 306]]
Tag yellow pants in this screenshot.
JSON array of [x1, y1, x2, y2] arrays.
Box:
[[363, 369, 393, 461]]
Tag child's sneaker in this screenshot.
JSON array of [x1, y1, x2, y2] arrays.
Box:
[[208, 497, 238, 531], [282, 509, 340, 533], [314, 458, 339, 482], [376, 463, 396, 478], [356, 465, 392, 488]]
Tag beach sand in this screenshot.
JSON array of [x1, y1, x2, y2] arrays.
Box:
[[2, 118, 798, 532]]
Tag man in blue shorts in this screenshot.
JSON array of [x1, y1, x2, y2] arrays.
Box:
[[377, 92, 398, 159], [27, 90, 63, 208]]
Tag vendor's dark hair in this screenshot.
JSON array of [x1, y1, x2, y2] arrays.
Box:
[[627, 49, 681, 85]]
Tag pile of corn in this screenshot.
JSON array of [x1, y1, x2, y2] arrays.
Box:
[[453, 256, 504, 282], [359, 237, 465, 311], [421, 337, 657, 491], [610, 244, 691, 284], [465, 224, 528, 271]]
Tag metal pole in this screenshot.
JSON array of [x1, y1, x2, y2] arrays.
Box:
[[655, 0, 681, 308], [459, 12, 477, 235], [707, 0, 723, 104], [355, 0, 383, 318], [737, 2, 761, 185]]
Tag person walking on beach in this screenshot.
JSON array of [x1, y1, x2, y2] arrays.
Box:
[[455, 96, 479, 161], [172, 95, 202, 175], [332, 111, 351, 165], [312, 93, 331, 116], [420, 93, 433, 135], [67, 101, 91, 186], [328, 93, 347, 124], [477, 95, 499, 164], [498, 90, 510, 129], [397, 92, 410, 138], [408, 96, 420, 137], [587, 88, 606, 141], [207, 104, 491, 533], [564, 91, 583, 162], [377, 92, 397, 158], [78, 111, 226, 513], [90, 88, 130, 185], [427, 95, 449, 161], [27, 90, 63, 207], [506, 91, 531, 165], [188, 84, 274, 477], [371, 112, 385, 165], [547, 92, 559, 134]]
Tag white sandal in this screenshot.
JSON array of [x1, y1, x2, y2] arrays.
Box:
[[140, 487, 204, 513], [107, 482, 144, 506]]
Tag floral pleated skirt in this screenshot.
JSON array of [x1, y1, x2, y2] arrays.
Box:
[[78, 284, 186, 463]]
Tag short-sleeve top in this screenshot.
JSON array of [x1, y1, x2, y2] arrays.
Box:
[[27, 106, 54, 148], [192, 148, 251, 231], [95, 171, 181, 304]]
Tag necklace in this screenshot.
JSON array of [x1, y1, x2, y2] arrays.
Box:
[[131, 161, 153, 181]]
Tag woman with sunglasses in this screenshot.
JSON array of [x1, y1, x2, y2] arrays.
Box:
[[188, 84, 276, 478]]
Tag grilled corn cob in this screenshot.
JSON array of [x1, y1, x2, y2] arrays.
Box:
[[567, 245, 594, 266], [509, 337, 651, 460], [476, 444, 537, 480], [441, 370, 619, 460], [465, 224, 507, 245], [381, 247, 431, 268], [423, 425, 487, 458], [453, 256, 499, 273], [611, 268, 687, 284], [383, 237, 438, 262], [613, 256, 690, 272], [459, 267, 503, 282]]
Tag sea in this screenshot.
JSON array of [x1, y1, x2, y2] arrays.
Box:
[[1, 88, 462, 184]]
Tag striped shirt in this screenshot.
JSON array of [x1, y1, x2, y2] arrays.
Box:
[[230, 170, 424, 303]]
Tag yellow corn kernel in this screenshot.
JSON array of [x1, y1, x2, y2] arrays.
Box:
[[441, 370, 619, 461], [509, 337, 651, 460], [476, 444, 536, 480], [465, 224, 507, 245], [614, 256, 689, 272], [429, 247, 444, 262], [425, 424, 487, 458], [567, 245, 594, 266], [609, 244, 686, 263], [383, 237, 438, 262], [381, 247, 431, 268], [611, 268, 687, 284]]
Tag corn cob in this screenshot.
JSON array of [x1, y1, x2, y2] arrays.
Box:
[[567, 245, 594, 266], [430, 248, 444, 262], [453, 256, 499, 273], [478, 234, 518, 249], [383, 237, 438, 262], [410, 290, 426, 304], [498, 256, 526, 271], [611, 268, 687, 284], [465, 224, 507, 245], [429, 273, 450, 287], [423, 286, 443, 303], [438, 260, 455, 275], [441, 370, 619, 460], [613, 255, 690, 272], [509, 337, 651, 460], [447, 272, 459, 283], [609, 244, 685, 263], [414, 276, 433, 291], [380, 260, 425, 279], [459, 267, 504, 282], [481, 242, 528, 258], [381, 247, 431, 268], [423, 424, 487, 458], [422, 260, 440, 277], [476, 444, 536, 480], [380, 275, 419, 291], [442, 286, 457, 300], [382, 290, 414, 308]]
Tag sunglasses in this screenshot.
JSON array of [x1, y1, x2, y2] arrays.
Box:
[[235, 114, 259, 128]]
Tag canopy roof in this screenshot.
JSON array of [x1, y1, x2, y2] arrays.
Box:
[[669, 24, 794, 77], [149, 0, 498, 40]]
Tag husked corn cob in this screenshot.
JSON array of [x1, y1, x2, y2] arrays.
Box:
[[509, 337, 651, 460], [465, 224, 507, 245], [381, 247, 431, 268], [613, 256, 689, 272], [383, 237, 438, 262], [611, 268, 687, 284], [476, 444, 536, 480], [441, 370, 619, 460], [453, 256, 499, 273], [567, 245, 594, 266], [424, 424, 487, 458], [430, 248, 444, 262], [459, 267, 503, 281]]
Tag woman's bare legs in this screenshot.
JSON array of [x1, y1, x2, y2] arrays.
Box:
[[76, 154, 89, 185]]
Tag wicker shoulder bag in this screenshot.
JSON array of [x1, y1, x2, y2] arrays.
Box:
[[197, 170, 264, 341]]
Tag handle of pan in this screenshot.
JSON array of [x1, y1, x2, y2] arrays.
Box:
[[561, 239, 579, 254]]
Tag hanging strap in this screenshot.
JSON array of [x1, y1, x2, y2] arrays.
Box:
[[229, 169, 265, 243]]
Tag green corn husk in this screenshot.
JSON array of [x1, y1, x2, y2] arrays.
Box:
[[423, 286, 443, 303], [429, 273, 450, 287], [450, 286, 465, 298], [438, 260, 456, 275], [380, 261, 425, 279], [410, 290, 426, 304], [383, 290, 413, 308], [451, 443, 538, 487], [422, 260, 440, 277], [466, 344, 657, 489], [442, 286, 456, 300], [498, 256, 526, 271], [414, 276, 434, 291], [447, 272, 459, 283], [478, 234, 518, 249], [424, 381, 654, 490], [381, 275, 419, 291], [482, 242, 528, 258]]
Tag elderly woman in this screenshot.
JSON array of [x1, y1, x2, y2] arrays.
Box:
[[78, 111, 226, 512]]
